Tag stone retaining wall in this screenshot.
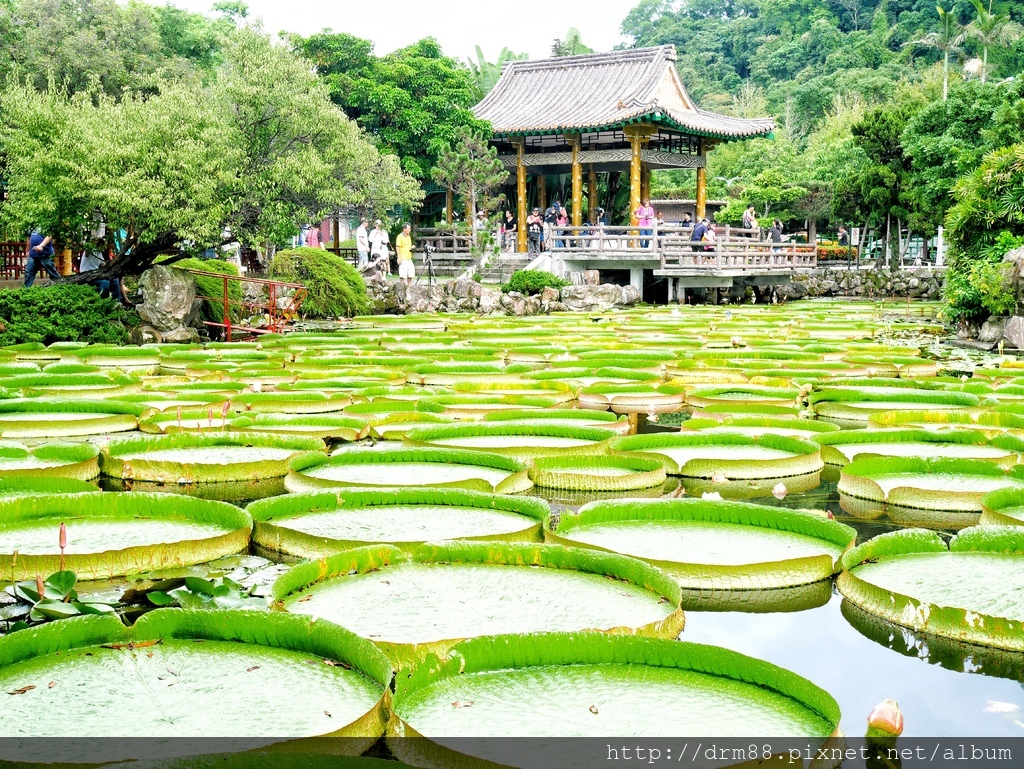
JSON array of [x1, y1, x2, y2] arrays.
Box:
[[776, 265, 945, 301]]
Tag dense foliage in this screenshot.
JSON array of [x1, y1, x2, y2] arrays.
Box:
[[170, 257, 242, 325], [289, 34, 486, 182], [0, 285, 134, 345], [501, 270, 571, 295], [269, 247, 370, 319], [0, 27, 422, 280]]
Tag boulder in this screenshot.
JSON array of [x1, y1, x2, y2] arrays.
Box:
[[128, 325, 163, 345], [1002, 248, 1024, 305], [540, 286, 560, 304], [161, 326, 201, 344], [559, 283, 639, 312], [1003, 316, 1024, 349], [137, 266, 197, 333], [477, 287, 503, 315], [979, 316, 1007, 343], [524, 295, 543, 316], [583, 269, 600, 286]]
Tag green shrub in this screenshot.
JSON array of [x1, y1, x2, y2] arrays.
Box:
[[0, 285, 135, 346], [170, 257, 242, 325], [269, 247, 369, 318], [500, 269, 570, 295], [944, 231, 1024, 323]]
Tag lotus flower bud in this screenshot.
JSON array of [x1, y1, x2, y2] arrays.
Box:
[[35, 574, 45, 598], [730, 336, 742, 347], [221, 400, 231, 418], [701, 491, 722, 501], [207, 406, 214, 426], [867, 699, 904, 738], [59, 522, 67, 550], [711, 470, 727, 484], [176, 406, 182, 426], [772, 482, 787, 500]]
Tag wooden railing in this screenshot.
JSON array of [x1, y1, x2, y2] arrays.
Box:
[[0, 242, 26, 280], [660, 240, 817, 271], [547, 224, 764, 253], [414, 228, 475, 256]]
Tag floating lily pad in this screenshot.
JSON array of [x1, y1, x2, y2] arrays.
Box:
[[101, 433, 325, 483], [0, 442, 100, 480], [838, 527, 1024, 651], [610, 432, 823, 479], [482, 408, 631, 434], [546, 498, 854, 590], [980, 485, 1024, 527], [0, 610, 391, 750], [529, 454, 665, 491], [248, 488, 547, 558], [387, 633, 839, 753], [814, 428, 1018, 467], [405, 423, 616, 461], [0, 491, 252, 580], [577, 384, 686, 414], [809, 387, 979, 421], [273, 543, 684, 665], [838, 456, 1024, 512], [0, 399, 147, 437], [228, 413, 370, 441], [682, 416, 840, 439], [286, 447, 532, 494]]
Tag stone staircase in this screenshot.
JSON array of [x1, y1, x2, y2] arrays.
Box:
[[475, 254, 534, 285]]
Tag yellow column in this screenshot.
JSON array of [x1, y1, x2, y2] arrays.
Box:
[[446, 189, 453, 225], [515, 141, 528, 253], [696, 140, 707, 220], [628, 134, 642, 226], [568, 134, 583, 227], [538, 175, 547, 210], [588, 166, 597, 222]]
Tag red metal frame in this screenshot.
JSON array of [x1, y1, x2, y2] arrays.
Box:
[[185, 269, 307, 341]]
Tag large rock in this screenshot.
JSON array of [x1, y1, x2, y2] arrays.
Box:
[[979, 316, 1007, 343], [1002, 248, 1024, 305], [540, 286, 560, 304], [137, 266, 197, 333], [559, 284, 639, 312], [1003, 316, 1024, 349]]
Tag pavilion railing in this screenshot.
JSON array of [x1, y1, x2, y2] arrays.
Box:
[[660, 240, 817, 271]]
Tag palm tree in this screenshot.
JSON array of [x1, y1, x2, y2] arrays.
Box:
[[904, 6, 965, 101], [966, 0, 1024, 84]]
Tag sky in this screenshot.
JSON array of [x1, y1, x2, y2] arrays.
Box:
[[172, 0, 631, 63]]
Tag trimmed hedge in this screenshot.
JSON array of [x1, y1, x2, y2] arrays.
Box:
[[269, 247, 369, 318], [500, 269, 570, 295], [0, 285, 135, 346]]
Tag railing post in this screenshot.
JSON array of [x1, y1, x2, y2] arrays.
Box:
[[222, 275, 231, 342]]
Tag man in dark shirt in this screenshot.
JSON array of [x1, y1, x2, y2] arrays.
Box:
[[690, 218, 708, 252], [25, 231, 60, 287]]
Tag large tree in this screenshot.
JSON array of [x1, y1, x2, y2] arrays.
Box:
[[433, 128, 507, 247], [289, 33, 487, 182], [0, 29, 422, 282]]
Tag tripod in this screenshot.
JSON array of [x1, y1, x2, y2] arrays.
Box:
[[416, 246, 436, 288]]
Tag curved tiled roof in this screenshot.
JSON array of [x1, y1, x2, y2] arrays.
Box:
[[473, 45, 774, 141]]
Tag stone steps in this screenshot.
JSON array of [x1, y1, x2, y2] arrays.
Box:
[[476, 256, 533, 284]]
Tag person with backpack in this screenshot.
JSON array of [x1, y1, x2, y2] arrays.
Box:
[[543, 201, 560, 252], [527, 208, 544, 254]]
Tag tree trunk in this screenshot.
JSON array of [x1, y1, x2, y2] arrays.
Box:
[[982, 46, 988, 84], [884, 213, 893, 269], [807, 218, 817, 246], [943, 51, 949, 101]]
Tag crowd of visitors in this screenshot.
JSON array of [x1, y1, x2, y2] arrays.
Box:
[[22, 230, 131, 304]]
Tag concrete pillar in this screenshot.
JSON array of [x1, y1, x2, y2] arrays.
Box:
[[667, 277, 674, 302], [630, 267, 644, 295]]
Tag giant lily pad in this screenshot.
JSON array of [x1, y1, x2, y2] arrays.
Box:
[[100, 433, 325, 483], [0, 491, 252, 580], [838, 456, 1024, 513], [814, 428, 1019, 467], [809, 387, 979, 421], [387, 633, 839, 755], [405, 423, 616, 461], [286, 447, 532, 494], [0, 399, 147, 437], [248, 488, 547, 558], [0, 442, 99, 480], [529, 454, 666, 491], [838, 527, 1024, 651], [682, 416, 840, 440], [980, 485, 1024, 527], [546, 498, 854, 589], [273, 543, 684, 664], [610, 432, 823, 479], [0, 610, 392, 750]]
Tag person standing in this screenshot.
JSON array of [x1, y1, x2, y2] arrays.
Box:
[[527, 207, 543, 254], [305, 223, 323, 249], [838, 226, 849, 247], [635, 198, 655, 248], [369, 220, 391, 274], [396, 222, 414, 288], [742, 205, 759, 237], [769, 219, 784, 253], [24, 230, 60, 287], [355, 217, 370, 269], [503, 210, 517, 252], [543, 201, 561, 252], [690, 217, 709, 253]]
